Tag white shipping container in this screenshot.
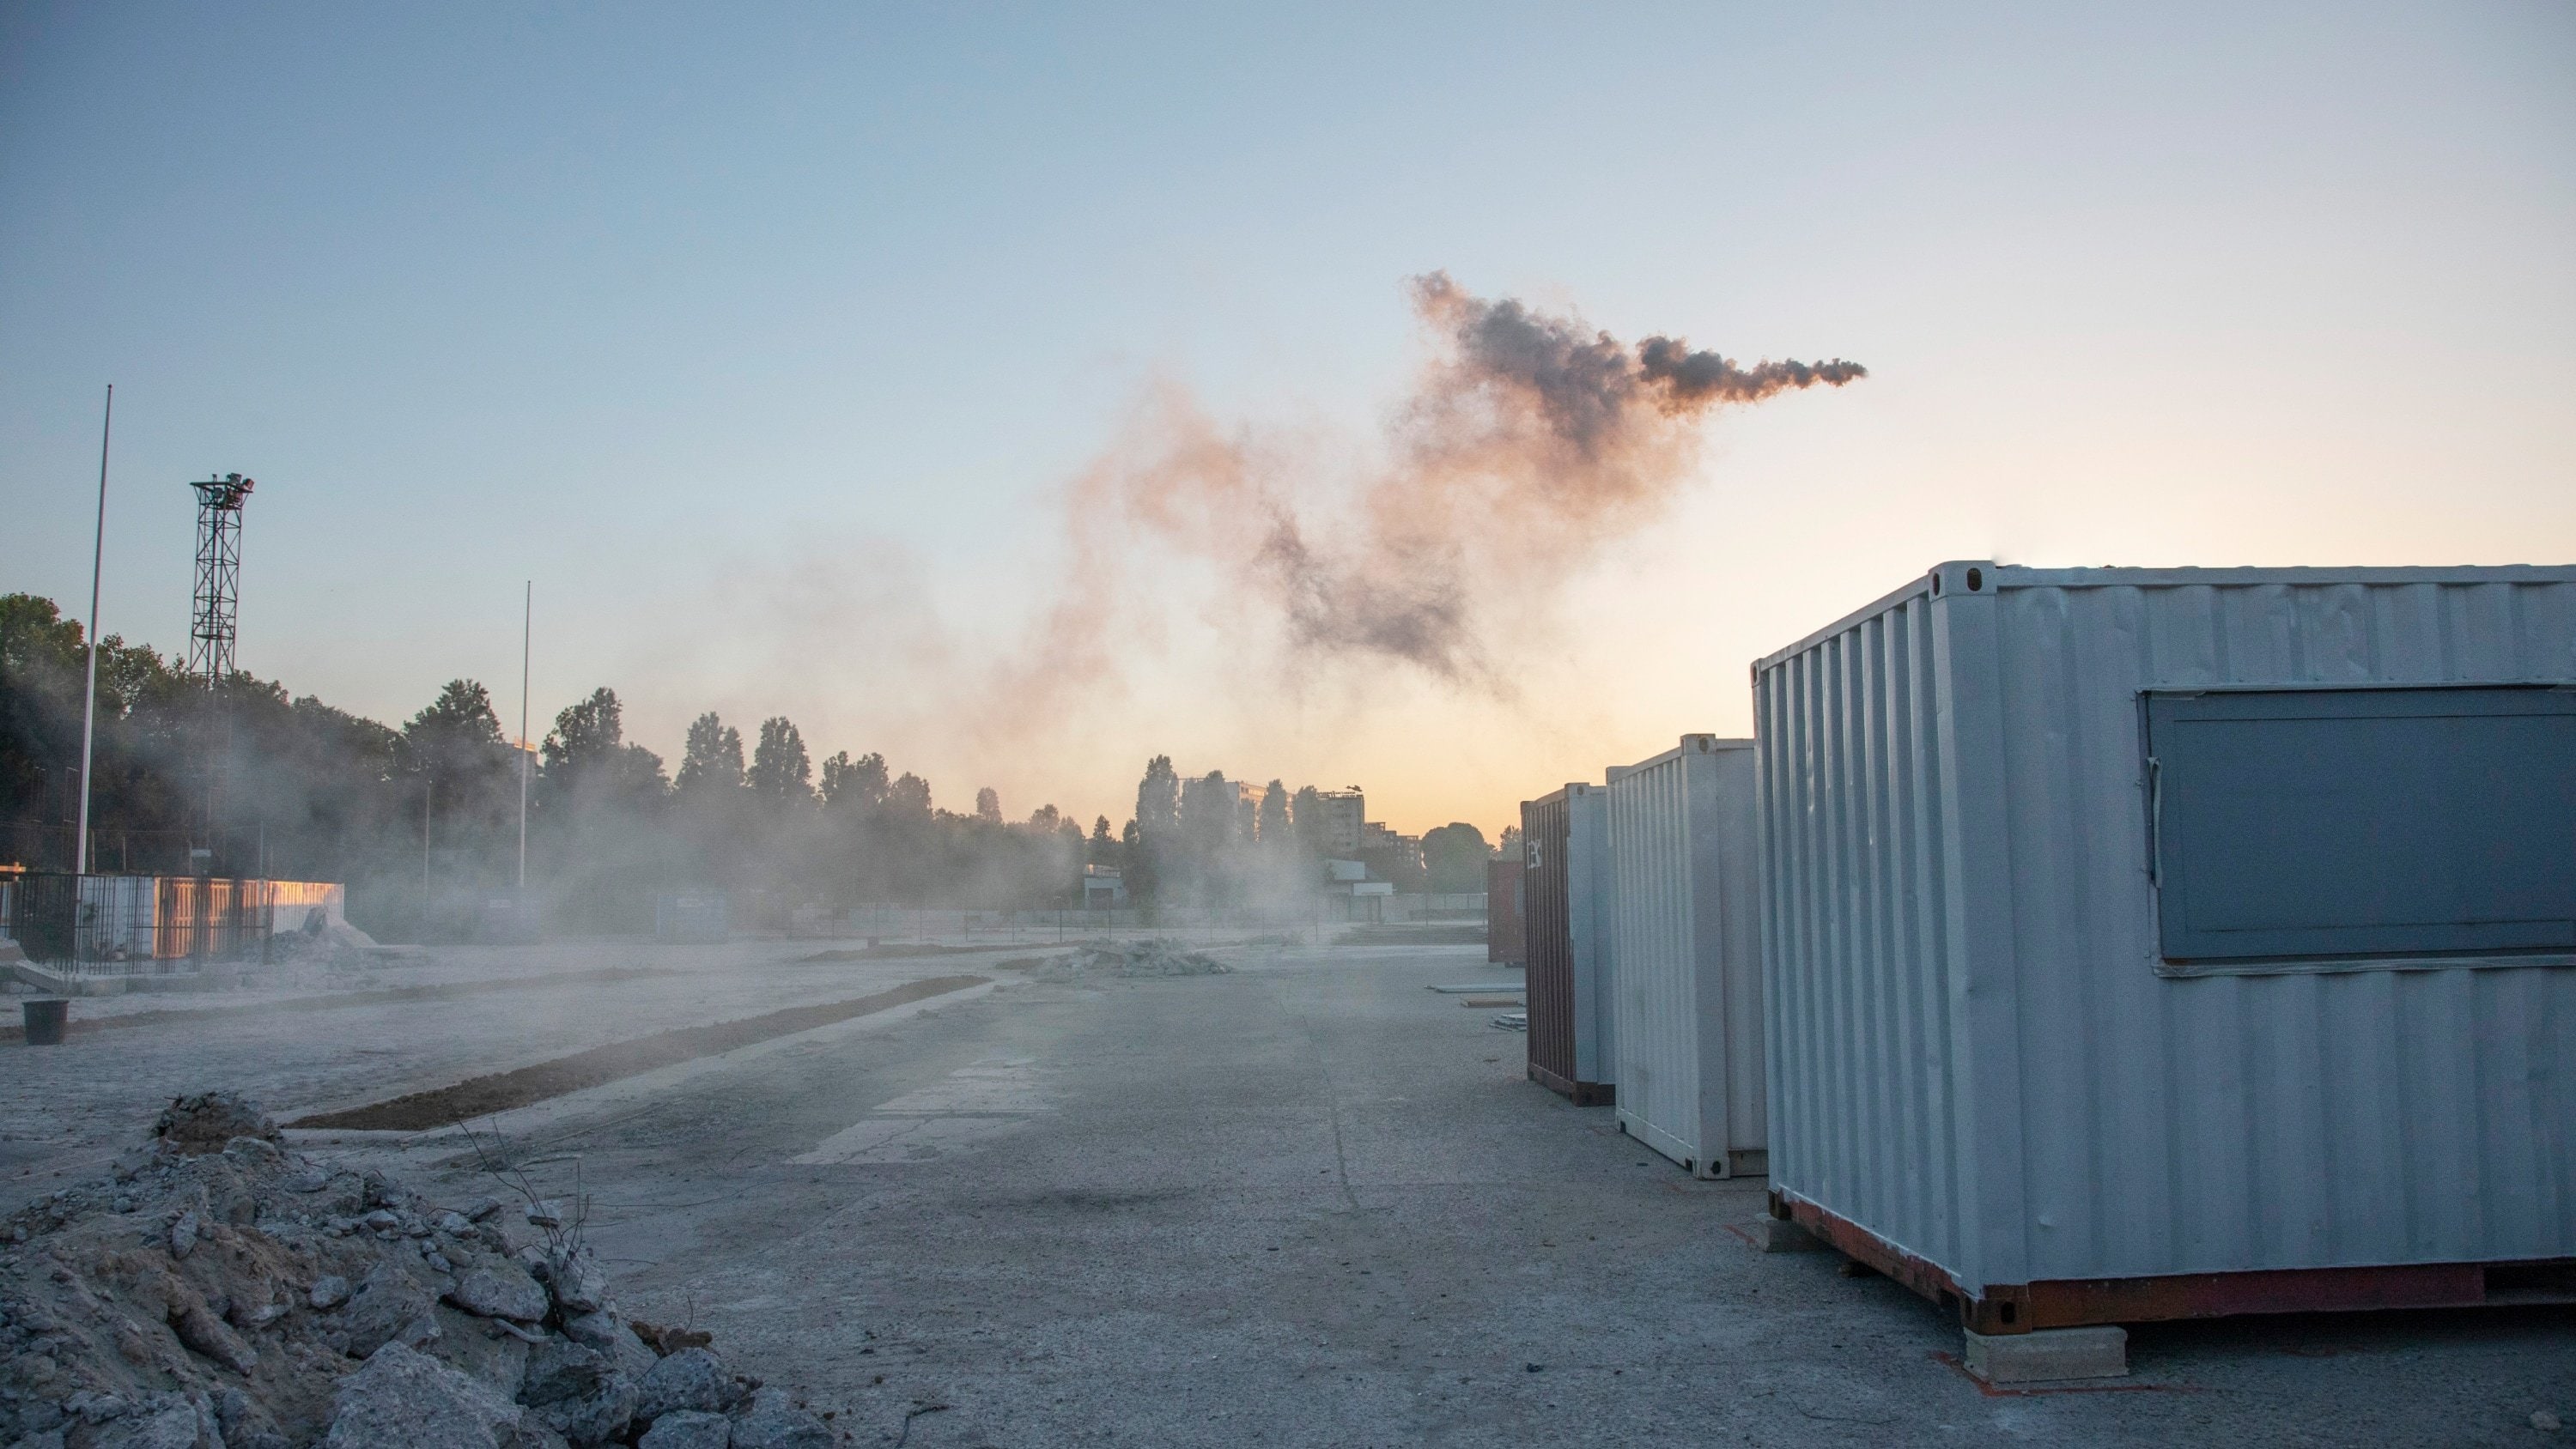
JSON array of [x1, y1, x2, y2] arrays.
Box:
[[1607, 736, 1765, 1179], [1755, 561, 2576, 1337]]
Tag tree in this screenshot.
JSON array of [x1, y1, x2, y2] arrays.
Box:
[[1089, 815, 1116, 865], [1290, 785, 1325, 856], [1120, 817, 1156, 902], [747, 717, 812, 805], [405, 681, 504, 767], [819, 750, 887, 809], [1181, 771, 1233, 851], [538, 688, 666, 808], [1257, 780, 1291, 844], [975, 786, 1002, 823], [1134, 756, 1179, 838], [886, 772, 933, 816], [541, 688, 625, 782], [1420, 822, 1492, 894], [675, 712, 745, 795]]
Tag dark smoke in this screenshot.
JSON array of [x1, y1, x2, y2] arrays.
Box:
[[1282, 271, 1866, 675], [1636, 336, 1869, 406]]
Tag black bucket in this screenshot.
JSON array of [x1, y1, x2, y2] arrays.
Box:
[[21, 998, 68, 1046]]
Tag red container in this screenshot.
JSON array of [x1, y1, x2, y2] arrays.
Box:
[[1522, 787, 1613, 1105]]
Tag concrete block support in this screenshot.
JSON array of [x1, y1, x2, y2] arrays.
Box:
[[1963, 1325, 2129, 1384], [1754, 1218, 1826, 1253]]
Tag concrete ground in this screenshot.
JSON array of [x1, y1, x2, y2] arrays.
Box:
[[7, 937, 2572, 1445]]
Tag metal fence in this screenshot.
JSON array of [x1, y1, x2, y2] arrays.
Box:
[[1, 822, 281, 877], [2, 873, 276, 971]]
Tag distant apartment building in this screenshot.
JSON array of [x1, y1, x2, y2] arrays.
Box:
[[1310, 789, 1365, 855], [1360, 821, 1423, 871]]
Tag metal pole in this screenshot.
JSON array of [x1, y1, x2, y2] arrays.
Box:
[[518, 580, 531, 889], [76, 384, 112, 877]]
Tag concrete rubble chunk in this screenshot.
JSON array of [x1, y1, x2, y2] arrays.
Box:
[[168, 1293, 259, 1374], [637, 1410, 733, 1449], [447, 1262, 550, 1323], [342, 1261, 435, 1358], [224, 1135, 283, 1163], [309, 1274, 353, 1310], [90, 1394, 210, 1449], [609, 1322, 659, 1382], [155, 1092, 282, 1155], [729, 1389, 831, 1449], [637, 1347, 726, 1421], [519, 1338, 637, 1448], [326, 1341, 523, 1449], [168, 1211, 200, 1259], [546, 1248, 608, 1314], [561, 1311, 621, 1349], [1963, 1325, 2129, 1385]]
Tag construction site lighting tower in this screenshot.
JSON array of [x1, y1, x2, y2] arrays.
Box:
[[189, 473, 253, 867], [188, 473, 254, 686]]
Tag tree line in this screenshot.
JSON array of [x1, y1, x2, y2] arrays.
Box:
[[1, 591, 1493, 940]]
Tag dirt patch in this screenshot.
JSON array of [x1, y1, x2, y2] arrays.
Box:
[[286, 975, 987, 1131], [1337, 924, 1486, 946]]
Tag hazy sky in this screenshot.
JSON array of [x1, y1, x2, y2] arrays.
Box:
[[4, 3, 2571, 837]]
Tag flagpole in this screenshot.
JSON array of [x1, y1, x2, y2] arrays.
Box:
[[75, 385, 112, 877], [518, 580, 532, 889]]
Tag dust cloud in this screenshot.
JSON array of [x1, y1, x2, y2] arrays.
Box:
[[1006, 272, 1866, 700]]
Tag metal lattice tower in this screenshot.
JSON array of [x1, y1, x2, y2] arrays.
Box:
[[189, 473, 252, 866], [188, 474, 254, 687]]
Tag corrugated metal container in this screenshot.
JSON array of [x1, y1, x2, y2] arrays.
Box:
[[1485, 856, 1525, 966], [1757, 561, 2576, 1334], [1607, 735, 1764, 1178], [1522, 784, 1616, 1104]]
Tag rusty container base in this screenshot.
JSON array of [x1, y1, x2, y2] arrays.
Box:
[[1771, 1189, 2576, 1336], [1528, 1061, 1613, 1107]]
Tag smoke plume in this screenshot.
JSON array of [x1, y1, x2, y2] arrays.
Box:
[[991, 273, 1864, 719]]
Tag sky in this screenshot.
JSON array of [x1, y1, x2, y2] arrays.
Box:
[[3, 2, 2572, 838]]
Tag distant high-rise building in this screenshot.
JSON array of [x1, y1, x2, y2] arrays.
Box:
[[1313, 789, 1365, 855]]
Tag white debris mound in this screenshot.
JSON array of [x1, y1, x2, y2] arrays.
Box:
[[0, 1092, 840, 1448], [1036, 939, 1231, 980]]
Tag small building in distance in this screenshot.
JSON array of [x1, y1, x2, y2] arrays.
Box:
[[1082, 864, 1127, 907]]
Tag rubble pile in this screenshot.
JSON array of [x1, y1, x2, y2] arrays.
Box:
[[1040, 939, 1230, 980], [0, 1093, 838, 1448]]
